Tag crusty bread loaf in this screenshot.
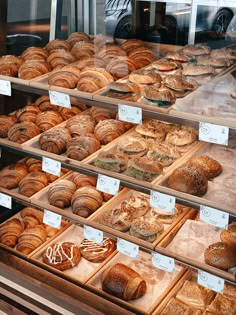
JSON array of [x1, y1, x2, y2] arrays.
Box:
[[220, 222, 236, 247], [187, 155, 222, 179]]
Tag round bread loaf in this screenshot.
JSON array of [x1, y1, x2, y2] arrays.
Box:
[[186, 155, 222, 179], [220, 222, 236, 247]]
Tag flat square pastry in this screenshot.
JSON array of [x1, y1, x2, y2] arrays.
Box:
[[206, 293, 236, 315], [176, 280, 215, 310], [160, 297, 202, 315]]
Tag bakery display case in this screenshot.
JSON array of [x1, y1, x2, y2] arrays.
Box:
[[0, 1, 236, 314]]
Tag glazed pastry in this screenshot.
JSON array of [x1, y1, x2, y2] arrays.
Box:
[[48, 179, 77, 208], [15, 105, 41, 123], [19, 171, 49, 197], [67, 32, 90, 46], [18, 60, 50, 80], [71, 41, 96, 60], [39, 127, 71, 154], [16, 225, 47, 254], [186, 155, 222, 179], [79, 237, 116, 262], [34, 95, 58, 112], [66, 114, 96, 137], [71, 186, 103, 218], [21, 207, 43, 228], [96, 44, 126, 63], [220, 222, 236, 247], [71, 172, 97, 189], [48, 68, 80, 89], [35, 110, 63, 132], [45, 39, 71, 52], [0, 115, 17, 138], [0, 218, 24, 247], [21, 47, 49, 61], [94, 119, 126, 144], [42, 242, 81, 270], [66, 134, 101, 161], [128, 46, 158, 68], [75, 57, 106, 70], [47, 50, 75, 69], [95, 151, 128, 173], [0, 162, 28, 189], [101, 263, 147, 300], [89, 106, 116, 123], [24, 158, 42, 172], [129, 69, 162, 85], [106, 56, 137, 79], [8, 122, 40, 143], [57, 106, 82, 120]]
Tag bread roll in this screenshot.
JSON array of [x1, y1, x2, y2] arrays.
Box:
[[0, 218, 24, 247], [101, 263, 147, 300], [127, 156, 163, 181], [48, 179, 77, 209], [0, 115, 17, 138], [117, 137, 147, 157], [142, 86, 176, 106], [95, 151, 128, 173], [220, 222, 236, 247], [135, 120, 167, 140], [187, 155, 222, 179], [210, 47, 236, 59]]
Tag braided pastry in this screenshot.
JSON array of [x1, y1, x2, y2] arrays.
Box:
[[106, 56, 137, 79], [89, 106, 116, 123], [47, 49, 75, 69], [71, 172, 97, 189], [96, 44, 126, 63], [0, 115, 17, 138], [94, 119, 126, 144], [39, 127, 71, 154], [67, 32, 90, 46], [0, 162, 28, 189], [8, 121, 40, 143], [0, 218, 24, 247], [21, 47, 49, 61], [34, 95, 58, 112], [66, 134, 101, 161], [45, 39, 71, 52], [35, 110, 63, 132], [66, 114, 96, 136], [18, 60, 50, 80], [20, 207, 43, 228], [48, 179, 76, 208], [0, 55, 23, 77], [16, 225, 47, 255], [15, 105, 41, 123], [19, 171, 49, 197], [77, 67, 114, 93], [43, 242, 81, 270], [72, 186, 103, 218], [75, 57, 106, 70]]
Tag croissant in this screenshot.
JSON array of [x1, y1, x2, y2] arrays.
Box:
[[48, 179, 77, 208], [89, 107, 116, 123], [0, 115, 17, 138], [34, 95, 59, 112], [20, 207, 43, 228], [43, 224, 59, 237], [121, 39, 144, 53], [47, 50, 75, 69], [48, 69, 80, 89], [24, 158, 42, 172], [106, 56, 137, 79], [0, 218, 24, 247], [0, 55, 23, 76], [66, 114, 96, 137], [77, 67, 114, 93], [21, 47, 49, 61], [94, 119, 126, 144], [16, 225, 47, 255], [0, 55, 23, 67], [102, 263, 147, 300], [71, 186, 103, 217], [8, 122, 40, 143], [71, 172, 97, 189], [19, 171, 49, 197], [93, 34, 114, 48], [67, 32, 90, 46], [70, 97, 88, 111], [0, 162, 28, 188], [128, 47, 158, 69], [39, 127, 71, 154], [45, 39, 71, 52], [96, 44, 126, 63], [57, 106, 82, 120], [45, 167, 68, 183], [15, 105, 41, 123], [74, 57, 106, 70], [66, 134, 101, 161], [35, 110, 63, 132], [18, 60, 50, 80], [71, 41, 96, 60]]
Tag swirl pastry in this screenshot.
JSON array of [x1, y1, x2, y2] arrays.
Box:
[[89, 107, 116, 123], [35, 110, 63, 132], [67, 32, 90, 46], [71, 172, 97, 188], [0, 162, 28, 188], [48, 68, 80, 89], [48, 179, 77, 208], [96, 44, 126, 63], [66, 134, 101, 161], [43, 242, 81, 270], [66, 114, 96, 137], [0, 218, 24, 247], [39, 127, 71, 154], [34, 95, 58, 112], [72, 186, 103, 218], [47, 50, 75, 69], [57, 106, 82, 120], [8, 121, 40, 143], [128, 47, 158, 68], [21, 207, 43, 228], [24, 158, 42, 172], [19, 171, 49, 197], [16, 225, 47, 255], [45, 39, 71, 52], [18, 60, 50, 80], [79, 237, 116, 263], [94, 119, 126, 144], [0, 115, 17, 138], [106, 56, 137, 80], [71, 41, 96, 60], [15, 105, 41, 123], [75, 57, 106, 70], [21, 47, 49, 61], [77, 67, 114, 93]]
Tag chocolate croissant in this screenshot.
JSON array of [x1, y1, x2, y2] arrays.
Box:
[[19, 171, 49, 197], [8, 122, 40, 143], [39, 127, 71, 154], [66, 114, 96, 137], [102, 263, 147, 300], [15, 105, 41, 123], [48, 179, 77, 208], [20, 207, 43, 228], [0, 115, 17, 138], [18, 60, 50, 80], [35, 110, 63, 132], [34, 95, 59, 112], [16, 225, 47, 255], [0, 218, 24, 247], [0, 162, 28, 189], [94, 119, 126, 144], [47, 49, 75, 69]]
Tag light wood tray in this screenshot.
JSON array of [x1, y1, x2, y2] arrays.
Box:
[[0, 74, 30, 86]]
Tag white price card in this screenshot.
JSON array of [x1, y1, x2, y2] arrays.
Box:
[[42, 157, 61, 177], [150, 191, 176, 213], [84, 225, 103, 244], [198, 270, 224, 294], [152, 252, 175, 273], [0, 193, 12, 209], [43, 209, 61, 229], [118, 104, 142, 124], [0, 80, 11, 96], [200, 205, 229, 229], [49, 90, 71, 108], [117, 238, 139, 258], [96, 174, 120, 196], [199, 122, 229, 146]]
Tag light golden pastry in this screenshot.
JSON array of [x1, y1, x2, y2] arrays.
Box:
[[39, 127, 71, 154], [21, 47, 49, 61], [147, 142, 181, 167], [35, 110, 63, 132], [18, 60, 50, 80], [186, 155, 222, 179], [45, 39, 71, 52], [151, 59, 180, 72], [135, 120, 167, 140], [0, 115, 17, 138], [121, 39, 144, 53], [108, 81, 141, 95], [121, 195, 150, 217], [67, 32, 90, 46], [8, 122, 40, 143], [128, 46, 158, 68], [181, 44, 211, 56], [89, 106, 116, 123], [106, 56, 137, 79], [66, 114, 96, 137], [165, 125, 197, 146], [19, 171, 49, 197], [94, 119, 126, 144], [96, 44, 126, 63], [48, 68, 80, 89], [0, 218, 24, 247], [0, 162, 28, 189], [20, 207, 43, 228], [34, 95, 58, 112], [24, 158, 42, 172], [0, 55, 23, 76], [57, 106, 82, 120], [15, 105, 41, 123], [182, 64, 215, 78], [117, 136, 147, 157], [75, 57, 106, 70], [71, 172, 97, 189], [129, 69, 162, 85], [47, 49, 75, 69], [48, 179, 77, 208], [71, 41, 96, 60]]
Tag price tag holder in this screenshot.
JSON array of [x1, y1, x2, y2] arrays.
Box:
[[84, 225, 103, 244], [198, 270, 224, 294], [43, 210, 61, 229], [96, 174, 120, 196], [0, 80, 11, 96], [152, 252, 175, 273], [117, 238, 139, 258], [0, 193, 12, 209], [200, 205, 229, 229], [199, 122, 229, 146], [150, 191, 176, 213], [49, 90, 71, 108], [118, 104, 142, 124], [42, 157, 61, 177]]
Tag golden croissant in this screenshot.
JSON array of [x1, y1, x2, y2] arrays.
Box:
[[16, 225, 47, 254], [0, 218, 24, 247]]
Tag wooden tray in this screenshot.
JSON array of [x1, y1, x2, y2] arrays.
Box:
[[0, 74, 30, 86], [31, 224, 117, 285], [86, 250, 186, 315], [91, 188, 196, 250]]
